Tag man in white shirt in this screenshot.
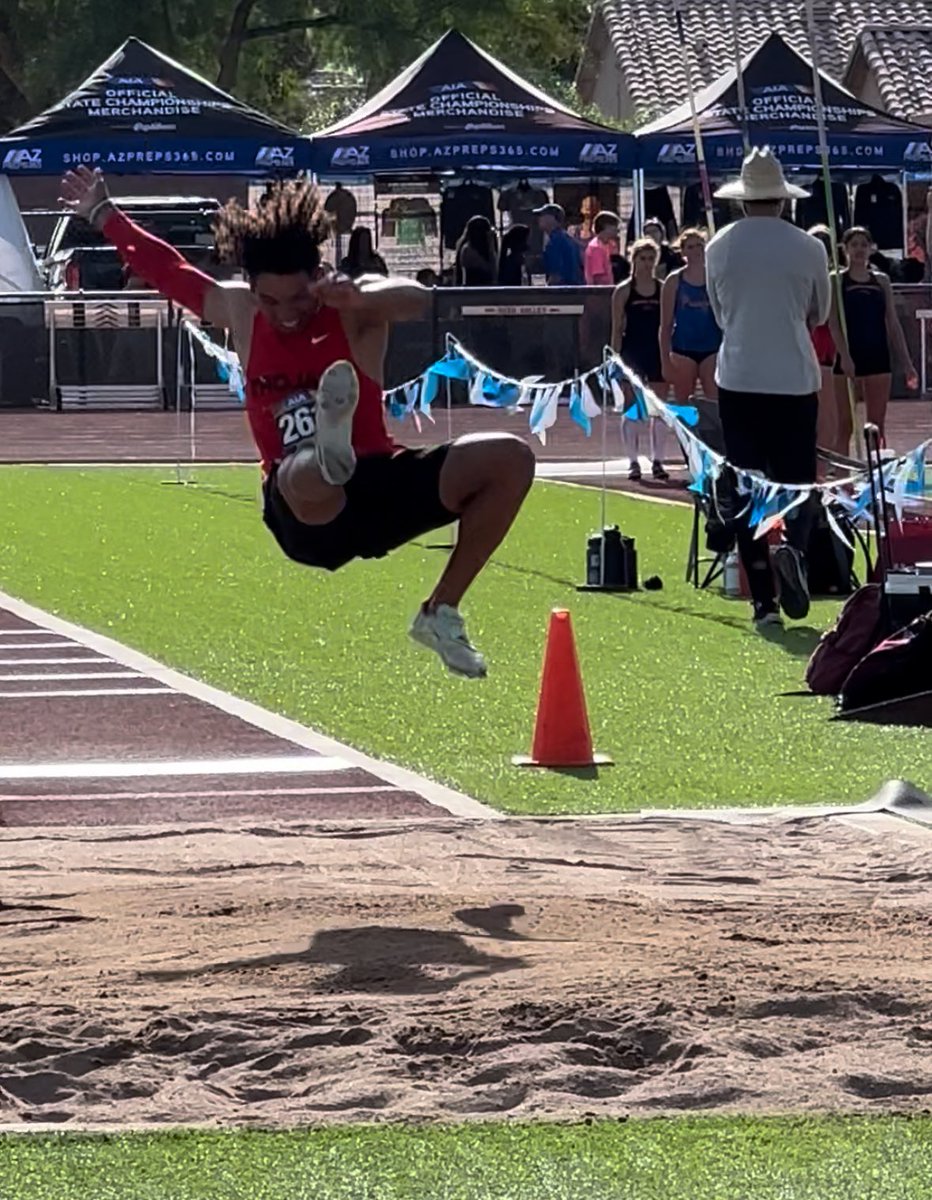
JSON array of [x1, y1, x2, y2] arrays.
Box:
[[705, 148, 831, 629]]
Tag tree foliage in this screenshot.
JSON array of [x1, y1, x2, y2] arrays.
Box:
[[0, 0, 596, 133]]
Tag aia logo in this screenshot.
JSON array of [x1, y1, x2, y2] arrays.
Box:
[[657, 142, 696, 165], [2, 147, 42, 170], [255, 146, 295, 168], [904, 141, 932, 164], [330, 145, 370, 168], [107, 75, 174, 87], [579, 142, 618, 165]]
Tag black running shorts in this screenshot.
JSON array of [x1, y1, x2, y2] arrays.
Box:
[[262, 444, 457, 571]]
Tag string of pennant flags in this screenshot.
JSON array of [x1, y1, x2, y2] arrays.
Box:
[[182, 321, 931, 543]]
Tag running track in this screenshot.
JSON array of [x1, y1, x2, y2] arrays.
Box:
[[0, 596, 496, 829], [2, 402, 931, 465]]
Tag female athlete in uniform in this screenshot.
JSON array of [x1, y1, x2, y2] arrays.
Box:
[[59, 166, 535, 679], [660, 228, 721, 405], [829, 226, 918, 451], [611, 237, 669, 481]]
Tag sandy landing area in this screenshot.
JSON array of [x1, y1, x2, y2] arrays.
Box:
[[2, 811, 932, 1128]]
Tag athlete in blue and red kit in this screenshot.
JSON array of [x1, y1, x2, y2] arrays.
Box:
[[59, 167, 535, 678]]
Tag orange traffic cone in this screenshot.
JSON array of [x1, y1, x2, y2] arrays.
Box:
[[513, 608, 612, 768]]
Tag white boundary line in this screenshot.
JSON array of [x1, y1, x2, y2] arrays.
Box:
[[2, 785, 403, 802], [0, 641, 87, 650], [0, 630, 71, 637], [0, 657, 110, 666], [0, 686, 172, 698], [0, 755, 350, 780], [0, 671, 140, 681], [0, 591, 501, 820], [541, 477, 690, 509]]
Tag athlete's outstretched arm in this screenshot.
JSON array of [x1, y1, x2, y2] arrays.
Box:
[[58, 166, 232, 328], [315, 273, 430, 323]]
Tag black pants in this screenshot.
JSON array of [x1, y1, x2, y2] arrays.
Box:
[[717, 388, 818, 611]]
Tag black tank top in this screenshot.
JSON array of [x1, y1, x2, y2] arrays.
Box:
[[841, 271, 888, 354], [621, 281, 661, 351]]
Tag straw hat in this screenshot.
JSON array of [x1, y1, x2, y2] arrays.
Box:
[[714, 147, 809, 200]]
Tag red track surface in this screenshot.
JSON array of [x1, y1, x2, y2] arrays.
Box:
[[2, 401, 931, 464], [0, 606, 446, 828]]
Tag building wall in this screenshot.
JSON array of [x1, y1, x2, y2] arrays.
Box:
[[852, 70, 888, 116], [575, 10, 635, 124], [589, 52, 632, 125]]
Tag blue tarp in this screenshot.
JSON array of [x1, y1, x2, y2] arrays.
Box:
[[0, 38, 310, 177], [312, 29, 635, 177], [636, 33, 932, 175]]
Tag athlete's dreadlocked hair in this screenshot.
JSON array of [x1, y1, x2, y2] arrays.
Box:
[[214, 181, 332, 278]]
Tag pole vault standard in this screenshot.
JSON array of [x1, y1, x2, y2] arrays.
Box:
[[804, 0, 859, 456], [672, 0, 716, 234]]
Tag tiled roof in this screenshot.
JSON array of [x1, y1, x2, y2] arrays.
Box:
[[586, 1, 932, 123], [851, 26, 932, 119]]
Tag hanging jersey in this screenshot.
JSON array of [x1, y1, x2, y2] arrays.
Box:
[[245, 305, 394, 473]]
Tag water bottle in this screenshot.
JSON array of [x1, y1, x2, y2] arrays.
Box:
[[586, 533, 603, 585], [723, 550, 741, 596]]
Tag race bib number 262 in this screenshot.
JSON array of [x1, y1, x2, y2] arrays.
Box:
[[276, 391, 317, 452]]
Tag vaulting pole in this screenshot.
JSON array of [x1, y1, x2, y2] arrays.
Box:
[[728, 0, 750, 153], [804, 0, 859, 456], [672, 0, 716, 234]]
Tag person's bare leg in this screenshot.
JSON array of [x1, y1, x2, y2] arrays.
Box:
[[698, 354, 718, 401], [428, 432, 535, 608], [833, 374, 854, 456], [621, 413, 642, 479], [816, 366, 836, 455], [649, 415, 670, 479], [863, 374, 891, 444], [275, 359, 360, 524], [409, 433, 535, 678], [668, 352, 700, 403], [276, 449, 346, 524]]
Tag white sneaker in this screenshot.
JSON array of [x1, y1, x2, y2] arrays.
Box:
[[314, 360, 358, 486], [409, 605, 488, 679], [754, 609, 785, 631]]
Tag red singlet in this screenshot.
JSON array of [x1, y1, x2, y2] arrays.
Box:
[[245, 305, 395, 473]]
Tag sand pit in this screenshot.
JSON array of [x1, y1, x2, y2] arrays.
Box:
[[1, 811, 932, 1128]]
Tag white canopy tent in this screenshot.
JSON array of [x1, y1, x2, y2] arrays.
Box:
[[0, 174, 42, 291]]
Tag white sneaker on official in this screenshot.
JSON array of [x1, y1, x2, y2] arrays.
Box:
[[314, 359, 358, 485], [409, 605, 488, 679]]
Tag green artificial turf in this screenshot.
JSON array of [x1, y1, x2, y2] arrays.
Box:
[[0, 465, 927, 814], [1, 1116, 930, 1199]]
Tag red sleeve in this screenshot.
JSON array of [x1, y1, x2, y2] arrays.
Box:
[[102, 207, 214, 318]]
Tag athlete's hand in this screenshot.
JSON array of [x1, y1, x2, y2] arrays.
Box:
[[313, 273, 365, 310], [906, 366, 920, 391], [839, 352, 856, 379], [58, 165, 110, 224]]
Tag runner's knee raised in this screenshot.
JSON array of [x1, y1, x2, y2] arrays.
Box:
[[277, 449, 342, 523]]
